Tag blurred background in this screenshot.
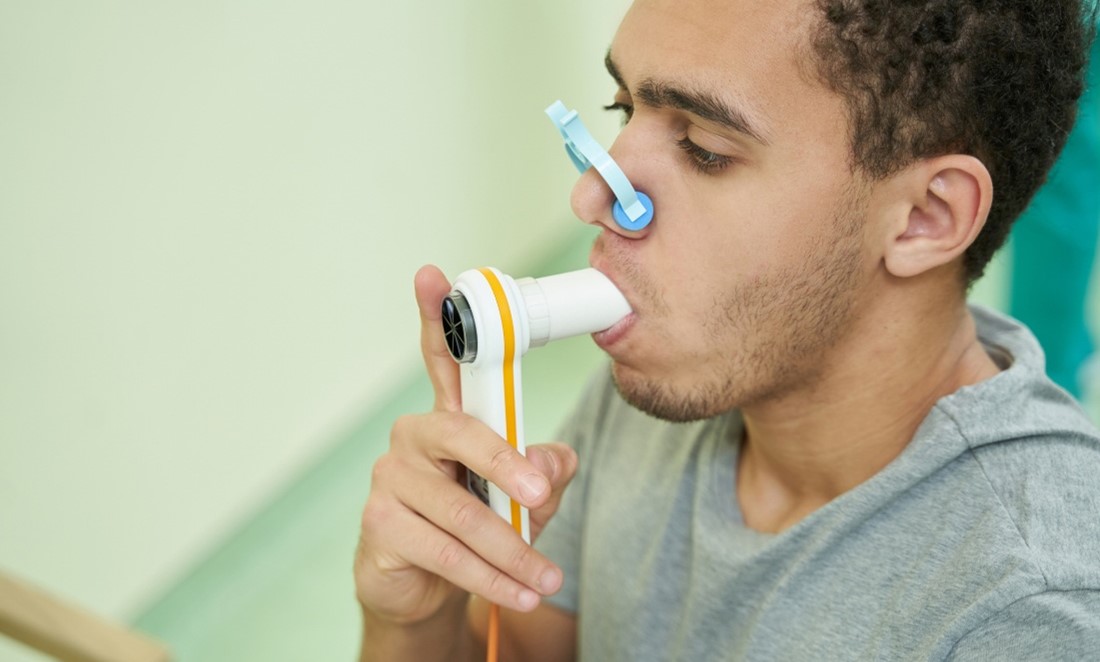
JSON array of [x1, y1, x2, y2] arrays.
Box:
[[0, 2, 1096, 661]]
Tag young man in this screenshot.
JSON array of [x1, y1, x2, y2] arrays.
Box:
[[356, 1, 1100, 659]]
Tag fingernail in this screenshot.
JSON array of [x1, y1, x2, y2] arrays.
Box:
[[517, 589, 540, 611], [518, 473, 548, 503], [538, 567, 562, 594]]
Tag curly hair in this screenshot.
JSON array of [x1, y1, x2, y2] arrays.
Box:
[[811, 0, 1097, 283]]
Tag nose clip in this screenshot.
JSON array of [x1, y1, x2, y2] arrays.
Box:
[[545, 100, 655, 231]]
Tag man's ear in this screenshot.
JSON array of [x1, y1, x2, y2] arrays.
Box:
[[882, 155, 993, 279]]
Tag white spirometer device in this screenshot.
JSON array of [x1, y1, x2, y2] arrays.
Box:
[[441, 267, 631, 542]]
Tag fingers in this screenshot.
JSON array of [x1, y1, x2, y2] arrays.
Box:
[[415, 264, 462, 412], [394, 412, 552, 510], [392, 475, 564, 602], [362, 496, 547, 613], [360, 413, 581, 627], [369, 427, 566, 612]]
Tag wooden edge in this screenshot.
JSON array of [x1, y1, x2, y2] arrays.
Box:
[[0, 570, 172, 662]]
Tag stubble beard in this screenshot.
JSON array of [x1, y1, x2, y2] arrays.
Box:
[[611, 196, 867, 423]]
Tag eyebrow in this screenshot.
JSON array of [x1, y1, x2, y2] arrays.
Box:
[[604, 51, 770, 146]]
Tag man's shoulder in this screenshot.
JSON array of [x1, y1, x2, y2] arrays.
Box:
[[949, 588, 1100, 661], [930, 355, 1100, 591], [962, 426, 1100, 590], [896, 307, 1100, 592], [945, 307, 1100, 508]]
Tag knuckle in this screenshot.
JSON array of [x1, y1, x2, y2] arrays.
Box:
[[449, 496, 486, 533], [487, 445, 516, 475], [359, 498, 391, 534], [370, 453, 398, 487], [427, 341, 453, 361], [389, 414, 417, 447], [505, 541, 534, 575], [484, 567, 511, 598], [436, 540, 465, 570]]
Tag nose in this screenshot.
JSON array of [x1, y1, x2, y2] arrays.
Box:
[[569, 138, 653, 239]]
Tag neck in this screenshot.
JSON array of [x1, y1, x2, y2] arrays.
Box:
[[736, 284, 1001, 533]]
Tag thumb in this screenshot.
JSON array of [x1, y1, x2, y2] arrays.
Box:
[[414, 264, 462, 412], [525, 443, 578, 493], [525, 443, 578, 542]]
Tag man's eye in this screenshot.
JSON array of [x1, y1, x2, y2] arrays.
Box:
[[603, 101, 634, 125], [676, 137, 734, 174]]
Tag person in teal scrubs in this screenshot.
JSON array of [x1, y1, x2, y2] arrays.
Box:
[[1010, 36, 1099, 399]]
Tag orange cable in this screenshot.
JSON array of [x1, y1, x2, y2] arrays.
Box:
[[487, 603, 501, 662]]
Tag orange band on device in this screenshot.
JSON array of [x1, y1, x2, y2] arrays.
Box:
[[477, 268, 524, 536], [478, 268, 524, 662]]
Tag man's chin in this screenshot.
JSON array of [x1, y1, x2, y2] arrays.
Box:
[[610, 364, 734, 423]]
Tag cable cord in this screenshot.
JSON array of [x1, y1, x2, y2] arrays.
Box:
[[487, 603, 500, 662]]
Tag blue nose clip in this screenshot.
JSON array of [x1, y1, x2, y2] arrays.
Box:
[[546, 100, 654, 231]]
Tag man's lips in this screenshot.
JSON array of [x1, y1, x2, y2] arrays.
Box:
[[589, 253, 636, 350], [593, 311, 636, 350]]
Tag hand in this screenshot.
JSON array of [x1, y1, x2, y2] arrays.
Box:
[[355, 265, 578, 627]]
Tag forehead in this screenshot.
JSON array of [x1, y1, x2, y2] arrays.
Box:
[[611, 0, 829, 132], [614, 0, 814, 71]]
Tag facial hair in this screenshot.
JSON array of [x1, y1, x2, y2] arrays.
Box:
[[611, 188, 868, 423]]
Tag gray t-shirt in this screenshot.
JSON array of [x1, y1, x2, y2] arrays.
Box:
[[536, 306, 1100, 661]]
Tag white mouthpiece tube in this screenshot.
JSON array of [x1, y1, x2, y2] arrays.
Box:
[[518, 268, 632, 348]]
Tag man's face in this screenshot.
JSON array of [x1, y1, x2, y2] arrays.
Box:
[[580, 0, 879, 421]]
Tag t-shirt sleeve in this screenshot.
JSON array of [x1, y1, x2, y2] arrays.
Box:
[[534, 365, 615, 615], [948, 590, 1100, 661]]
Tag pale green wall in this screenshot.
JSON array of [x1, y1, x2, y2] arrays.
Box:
[[0, 2, 630, 657]]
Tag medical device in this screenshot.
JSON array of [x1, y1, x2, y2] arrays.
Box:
[[442, 267, 631, 542]]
